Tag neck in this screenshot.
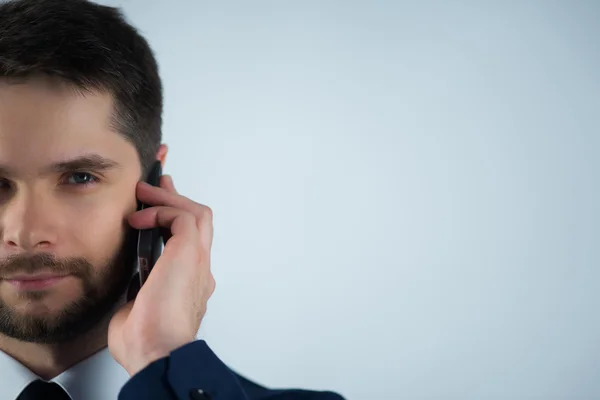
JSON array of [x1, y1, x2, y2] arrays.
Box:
[[0, 315, 112, 380]]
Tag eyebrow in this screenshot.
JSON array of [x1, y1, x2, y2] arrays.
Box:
[[46, 154, 122, 174], [0, 154, 122, 178]]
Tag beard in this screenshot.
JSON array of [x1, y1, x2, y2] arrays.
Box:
[[0, 227, 138, 344]]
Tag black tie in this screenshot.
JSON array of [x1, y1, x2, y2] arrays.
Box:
[[17, 380, 72, 400]]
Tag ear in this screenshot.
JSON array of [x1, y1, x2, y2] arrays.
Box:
[[156, 143, 168, 168]]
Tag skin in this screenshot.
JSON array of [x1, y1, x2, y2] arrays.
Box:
[[0, 74, 215, 379]]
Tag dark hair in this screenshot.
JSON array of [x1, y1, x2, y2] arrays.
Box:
[[0, 0, 163, 177]]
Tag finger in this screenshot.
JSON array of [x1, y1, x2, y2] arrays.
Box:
[[160, 174, 177, 193], [155, 178, 176, 243], [198, 207, 214, 249], [136, 182, 213, 227], [137, 181, 196, 212], [128, 206, 198, 238]]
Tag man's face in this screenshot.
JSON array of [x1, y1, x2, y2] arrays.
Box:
[[0, 75, 142, 344]]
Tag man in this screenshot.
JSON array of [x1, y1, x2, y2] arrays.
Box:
[[0, 0, 344, 399]]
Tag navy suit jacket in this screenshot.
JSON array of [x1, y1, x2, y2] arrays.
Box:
[[118, 340, 344, 400]]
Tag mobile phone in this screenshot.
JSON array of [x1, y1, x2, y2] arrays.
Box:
[[136, 160, 164, 286]]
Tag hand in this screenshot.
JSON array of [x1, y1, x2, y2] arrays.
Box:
[[107, 174, 216, 376]]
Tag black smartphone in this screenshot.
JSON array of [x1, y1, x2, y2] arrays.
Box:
[[136, 160, 164, 286]]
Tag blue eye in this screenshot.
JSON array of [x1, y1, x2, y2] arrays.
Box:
[[66, 172, 99, 185]]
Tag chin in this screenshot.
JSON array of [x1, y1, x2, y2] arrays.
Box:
[[13, 299, 78, 318]]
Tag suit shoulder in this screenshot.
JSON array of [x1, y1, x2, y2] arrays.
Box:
[[235, 373, 344, 400], [305, 390, 345, 399], [270, 390, 345, 400]]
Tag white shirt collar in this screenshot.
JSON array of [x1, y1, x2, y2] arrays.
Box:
[[0, 346, 130, 400]]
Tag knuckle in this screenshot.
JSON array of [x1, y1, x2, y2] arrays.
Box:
[[182, 211, 197, 225], [210, 276, 216, 295], [194, 205, 213, 229], [193, 203, 214, 228], [202, 205, 213, 220]]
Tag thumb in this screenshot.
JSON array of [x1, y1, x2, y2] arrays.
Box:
[[108, 299, 134, 368]]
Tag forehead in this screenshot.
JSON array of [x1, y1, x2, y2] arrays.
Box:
[[0, 75, 137, 172]]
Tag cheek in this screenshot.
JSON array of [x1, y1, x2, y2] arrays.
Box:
[[59, 192, 135, 264]]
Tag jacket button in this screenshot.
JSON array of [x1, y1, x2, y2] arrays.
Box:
[[189, 388, 211, 399]]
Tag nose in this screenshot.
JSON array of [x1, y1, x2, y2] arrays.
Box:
[[1, 190, 57, 251]]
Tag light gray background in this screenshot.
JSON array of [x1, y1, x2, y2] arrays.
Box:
[[94, 1, 599, 399]]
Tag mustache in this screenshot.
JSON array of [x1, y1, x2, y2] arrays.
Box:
[[0, 253, 93, 278]]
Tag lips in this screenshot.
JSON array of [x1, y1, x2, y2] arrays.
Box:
[[4, 274, 69, 290], [5, 273, 67, 281]]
